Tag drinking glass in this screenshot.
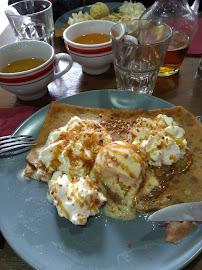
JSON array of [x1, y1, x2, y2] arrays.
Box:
[[141, 0, 198, 77], [5, 0, 54, 47], [110, 19, 172, 94]]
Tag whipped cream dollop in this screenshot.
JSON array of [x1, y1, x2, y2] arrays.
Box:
[[48, 173, 107, 225], [39, 116, 112, 177], [128, 114, 187, 167]]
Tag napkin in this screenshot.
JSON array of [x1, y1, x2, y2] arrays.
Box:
[[0, 107, 38, 137], [187, 18, 202, 56]]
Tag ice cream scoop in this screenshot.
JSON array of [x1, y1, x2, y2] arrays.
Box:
[[91, 141, 147, 204]]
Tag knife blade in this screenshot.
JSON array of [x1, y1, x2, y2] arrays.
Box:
[[148, 202, 202, 221]]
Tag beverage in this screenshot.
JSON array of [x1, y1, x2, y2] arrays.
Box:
[[158, 31, 190, 77], [1, 58, 45, 73], [73, 33, 110, 44], [140, 0, 198, 77], [114, 65, 159, 95]]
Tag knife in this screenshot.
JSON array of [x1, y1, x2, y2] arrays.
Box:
[[147, 202, 202, 221]]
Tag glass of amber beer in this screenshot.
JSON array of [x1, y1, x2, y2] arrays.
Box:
[[158, 20, 197, 77], [141, 0, 199, 76]]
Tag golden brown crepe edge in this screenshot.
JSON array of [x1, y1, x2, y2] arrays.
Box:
[[165, 221, 200, 243]]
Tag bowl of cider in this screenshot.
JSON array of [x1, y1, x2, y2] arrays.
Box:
[[63, 20, 116, 75], [0, 40, 72, 100]]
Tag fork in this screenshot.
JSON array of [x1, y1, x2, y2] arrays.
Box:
[[196, 116, 202, 123], [0, 135, 35, 154]]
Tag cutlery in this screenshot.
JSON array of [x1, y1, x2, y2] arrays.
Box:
[[148, 202, 202, 221], [0, 135, 35, 154]]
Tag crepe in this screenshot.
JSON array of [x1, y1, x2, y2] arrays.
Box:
[[24, 102, 202, 242], [165, 221, 200, 244]]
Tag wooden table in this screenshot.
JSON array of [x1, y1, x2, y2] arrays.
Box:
[[0, 24, 202, 270]]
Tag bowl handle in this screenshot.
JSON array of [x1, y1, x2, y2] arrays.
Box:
[[53, 53, 73, 80]]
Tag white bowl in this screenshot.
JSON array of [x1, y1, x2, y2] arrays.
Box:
[[0, 40, 72, 101], [63, 20, 116, 75]]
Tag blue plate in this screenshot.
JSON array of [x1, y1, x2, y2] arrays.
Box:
[[0, 90, 201, 270], [55, 2, 122, 29]]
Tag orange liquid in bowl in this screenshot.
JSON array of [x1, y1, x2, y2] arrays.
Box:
[[73, 33, 111, 44], [1, 58, 45, 73]]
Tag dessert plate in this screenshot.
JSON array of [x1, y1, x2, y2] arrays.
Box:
[[0, 90, 201, 270]]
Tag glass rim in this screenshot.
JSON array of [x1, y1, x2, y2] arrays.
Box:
[[5, 0, 52, 17], [110, 19, 172, 47]]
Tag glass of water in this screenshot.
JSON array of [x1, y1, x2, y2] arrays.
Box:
[[5, 0, 54, 47], [110, 19, 172, 95]]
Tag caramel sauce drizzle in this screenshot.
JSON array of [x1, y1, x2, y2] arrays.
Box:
[[136, 153, 193, 203], [51, 180, 70, 219], [47, 120, 111, 175], [177, 153, 193, 174]]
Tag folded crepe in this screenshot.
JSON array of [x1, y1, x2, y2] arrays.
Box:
[[24, 102, 202, 242]]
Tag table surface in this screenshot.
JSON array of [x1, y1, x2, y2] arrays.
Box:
[[0, 22, 202, 270]]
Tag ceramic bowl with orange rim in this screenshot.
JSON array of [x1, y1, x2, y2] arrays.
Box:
[[63, 20, 116, 75]]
